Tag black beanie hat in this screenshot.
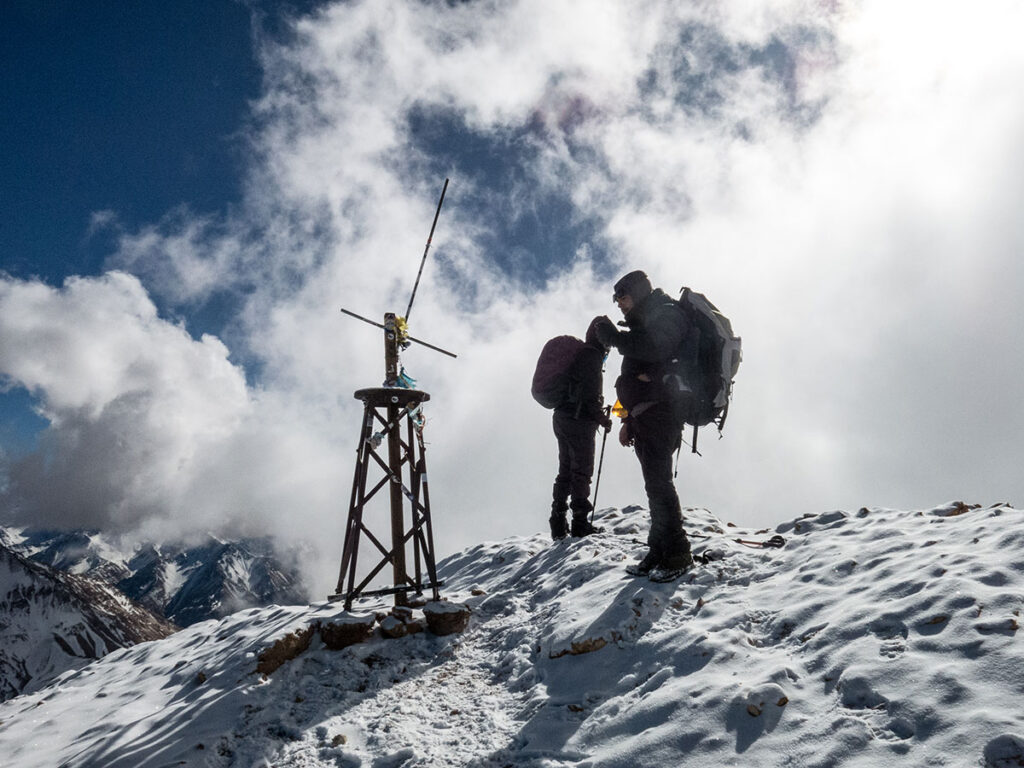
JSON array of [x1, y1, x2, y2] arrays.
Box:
[[613, 270, 652, 302]]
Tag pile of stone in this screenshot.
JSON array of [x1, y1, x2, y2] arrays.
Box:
[[256, 600, 472, 675]]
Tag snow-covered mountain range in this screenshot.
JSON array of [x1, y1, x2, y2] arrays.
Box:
[[0, 527, 307, 701], [0, 502, 1022, 767], [0, 542, 176, 701], [1, 527, 308, 626]]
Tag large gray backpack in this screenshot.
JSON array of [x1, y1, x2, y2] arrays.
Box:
[[672, 287, 742, 451]]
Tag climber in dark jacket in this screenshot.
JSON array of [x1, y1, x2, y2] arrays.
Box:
[[592, 270, 695, 581], [550, 318, 613, 540]]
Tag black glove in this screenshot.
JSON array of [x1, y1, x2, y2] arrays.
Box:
[[600, 414, 613, 432], [592, 315, 619, 349]]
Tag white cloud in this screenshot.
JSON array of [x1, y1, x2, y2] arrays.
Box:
[[0, 272, 244, 420], [0, 273, 246, 522], [107, 210, 249, 306], [0, 272, 359, 590]]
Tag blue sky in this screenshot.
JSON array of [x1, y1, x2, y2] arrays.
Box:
[[2, 0, 1024, 593], [0, 0, 258, 283]]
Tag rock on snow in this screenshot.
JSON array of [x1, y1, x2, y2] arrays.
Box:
[[0, 502, 1021, 767]]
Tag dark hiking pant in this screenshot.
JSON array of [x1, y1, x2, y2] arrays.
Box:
[[632, 403, 690, 559], [551, 411, 599, 518]]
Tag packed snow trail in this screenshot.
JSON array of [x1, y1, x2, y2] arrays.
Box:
[[0, 503, 1022, 767]]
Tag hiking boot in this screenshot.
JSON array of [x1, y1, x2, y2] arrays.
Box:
[[570, 517, 603, 538], [648, 551, 694, 583], [550, 512, 569, 541], [625, 549, 661, 577]]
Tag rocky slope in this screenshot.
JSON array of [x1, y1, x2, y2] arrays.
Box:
[[0, 527, 308, 701], [0, 542, 176, 701]]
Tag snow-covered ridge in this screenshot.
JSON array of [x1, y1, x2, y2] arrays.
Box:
[[0, 543, 177, 702], [0, 527, 308, 702], [0, 503, 1022, 767]]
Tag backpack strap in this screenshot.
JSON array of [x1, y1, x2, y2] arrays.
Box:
[[717, 397, 730, 432]]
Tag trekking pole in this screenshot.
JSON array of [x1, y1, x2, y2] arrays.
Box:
[[590, 406, 612, 525]]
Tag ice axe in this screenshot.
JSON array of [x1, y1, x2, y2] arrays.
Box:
[[590, 405, 612, 525]]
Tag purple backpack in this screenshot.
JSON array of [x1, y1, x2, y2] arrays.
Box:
[[531, 335, 585, 409]]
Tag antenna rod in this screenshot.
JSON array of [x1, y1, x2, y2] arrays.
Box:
[[405, 177, 449, 322], [340, 308, 458, 359]]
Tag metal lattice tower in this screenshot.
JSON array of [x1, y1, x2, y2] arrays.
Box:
[[331, 315, 442, 609], [330, 180, 452, 610]]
